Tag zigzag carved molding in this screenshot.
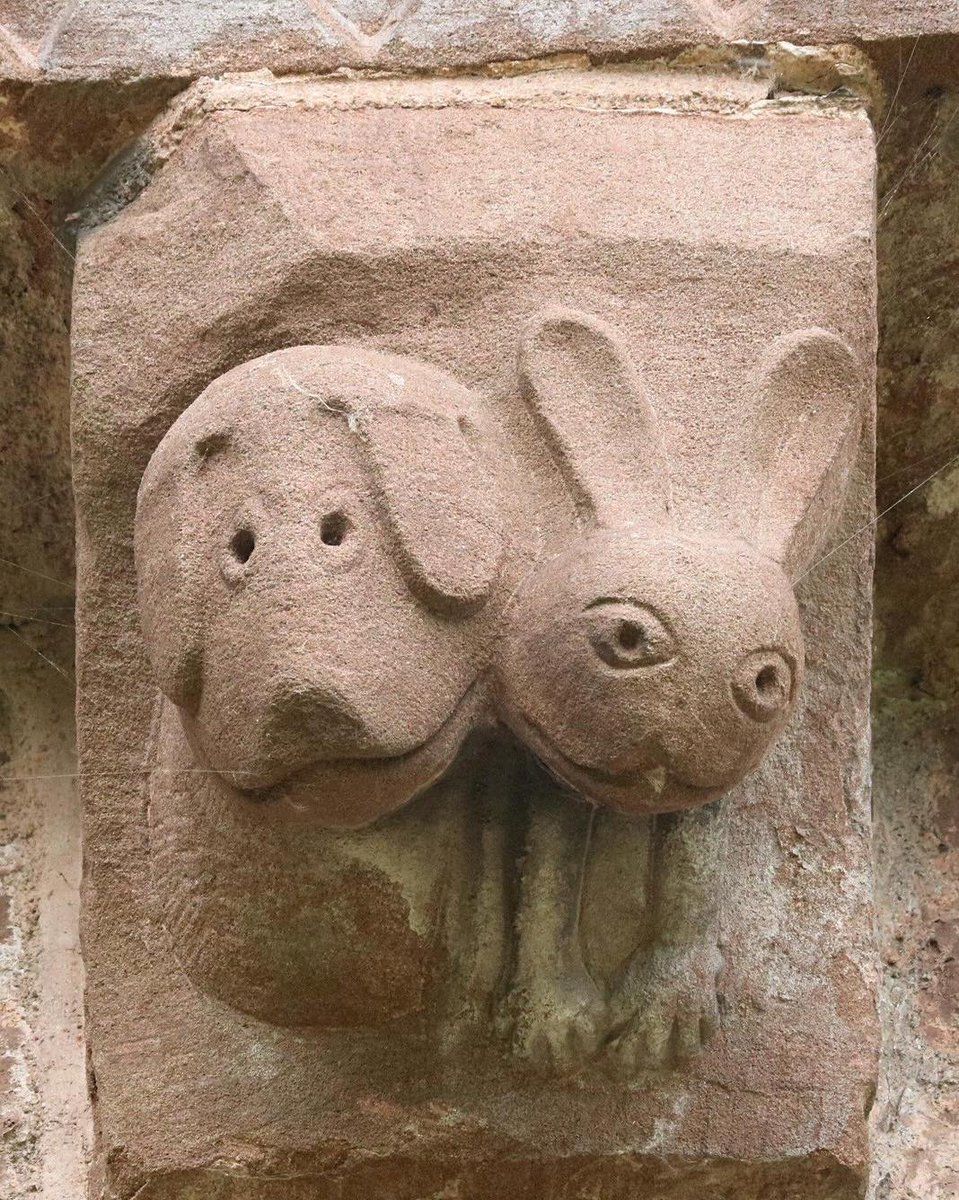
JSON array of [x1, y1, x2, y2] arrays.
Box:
[[303, 0, 422, 57]]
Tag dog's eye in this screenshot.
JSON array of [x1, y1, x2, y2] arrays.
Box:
[[583, 600, 675, 670]]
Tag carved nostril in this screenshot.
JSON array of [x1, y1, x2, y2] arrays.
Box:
[[320, 511, 349, 547], [230, 528, 255, 563], [732, 652, 794, 723]]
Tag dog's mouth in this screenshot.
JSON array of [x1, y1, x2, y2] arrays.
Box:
[[206, 682, 484, 827], [506, 710, 720, 815]]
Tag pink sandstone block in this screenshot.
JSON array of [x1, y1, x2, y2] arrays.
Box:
[[72, 77, 878, 1199]]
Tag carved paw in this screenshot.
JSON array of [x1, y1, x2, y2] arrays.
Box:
[[502, 970, 606, 1073], [606, 943, 721, 1075]]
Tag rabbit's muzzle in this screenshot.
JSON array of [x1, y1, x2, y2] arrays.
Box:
[[495, 529, 805, 815]]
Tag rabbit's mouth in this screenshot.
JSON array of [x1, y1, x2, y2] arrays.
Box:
[[508, 711, 721, 815]]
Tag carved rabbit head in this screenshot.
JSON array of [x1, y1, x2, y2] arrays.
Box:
[[136, 345, 506, 828], [495, 309, 863, 815]]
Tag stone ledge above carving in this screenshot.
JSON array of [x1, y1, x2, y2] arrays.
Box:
[[1, 0, 957, 83]]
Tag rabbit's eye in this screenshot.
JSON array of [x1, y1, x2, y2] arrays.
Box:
[[583, 600, 675, 670]]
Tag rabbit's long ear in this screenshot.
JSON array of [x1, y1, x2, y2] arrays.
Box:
[[135, 429, 215, 713], [518, 307, 670, 526], [751, 329, 864, 575], [359, 405, 504, 614]]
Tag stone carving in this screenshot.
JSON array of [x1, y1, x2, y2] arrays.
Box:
[[136, 345, 523, 1026], [75, 94, 878, 1197], [496, 308, 864, 1071], [135, 344, 508, 828], [135, 308, 863, 1071]]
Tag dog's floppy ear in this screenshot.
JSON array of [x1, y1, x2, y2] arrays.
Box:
[[518, 307, 670, 527], [134, 426, 221, 711], [358, 403, 504, 614], [749, 329, 864, 576]]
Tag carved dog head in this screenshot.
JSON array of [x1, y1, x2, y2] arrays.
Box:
[[136, 345, 506, 828], [495, 309, 864, 815]]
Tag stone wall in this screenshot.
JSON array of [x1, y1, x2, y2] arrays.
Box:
[[0, 8, 956, 1199], [871, 45, 959, 1199]]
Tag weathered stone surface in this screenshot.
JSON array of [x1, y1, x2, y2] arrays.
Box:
[[870, 67, 959, 1200], [0, 74, 184, 620], [0, 627, 89, 1200], [0, 166, 72, 616], [0, 19, 955, 1200], [0, 73, 151, 1200], [72, 72, 878, 1198], [1, 0, 959, 82]]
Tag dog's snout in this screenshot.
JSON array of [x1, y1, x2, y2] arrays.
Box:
[[731, 650, 795, 723], [265, 684, 375, 760]]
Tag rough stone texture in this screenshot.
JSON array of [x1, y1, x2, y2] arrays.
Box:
[[1, 0, 959, 83], [0, 76, 186, 619], [0, 78, 179, 1200], [0, 117, 73, 620], [0, 119, 83, 1200], [0, 626, 88, 1200], [869, 45, 959, 1200], [0, 24, 957, 1200], [71, 74, 877, 1198]]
